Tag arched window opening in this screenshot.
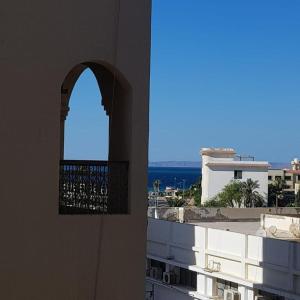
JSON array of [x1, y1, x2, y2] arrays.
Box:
[[64, 68, 109, 161], [59, 62, 130, 215]]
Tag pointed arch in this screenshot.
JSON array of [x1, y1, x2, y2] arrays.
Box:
[[59, 61, 131, 214], [60, 61, 131, 159]]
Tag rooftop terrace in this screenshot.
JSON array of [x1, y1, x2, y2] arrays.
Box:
[[189, 220, 260, 235], [148, 207, 300, 241]]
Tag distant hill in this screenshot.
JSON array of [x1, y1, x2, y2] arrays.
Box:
[[149, 161, 290, 169], [149, 161, 200, 168], [269, 162, 290, 169]]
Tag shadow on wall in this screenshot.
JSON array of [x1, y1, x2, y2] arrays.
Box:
[[147, 218, 198, 300], [252, 236, 297, 299], [147, 210, 300, 299], [147, 218, 197, 266]]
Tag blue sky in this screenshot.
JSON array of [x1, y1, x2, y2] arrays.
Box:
[[65, 0, 300, 162], [64, 72, 109, 160]]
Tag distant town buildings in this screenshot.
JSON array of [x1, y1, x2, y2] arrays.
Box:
[[146, 207, 300, 300], [201, 148, 270, 205], [148, 187, 179, 207], [268, 158, 300, 194]]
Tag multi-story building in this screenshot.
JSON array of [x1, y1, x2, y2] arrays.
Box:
[[268, 159, 300, 192], [146, 207, 300, 300], [0, 1, 151, 299], [201, 148, 270, 204]]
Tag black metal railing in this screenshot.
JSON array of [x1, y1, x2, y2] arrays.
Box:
[[59, 160, 128, 214]]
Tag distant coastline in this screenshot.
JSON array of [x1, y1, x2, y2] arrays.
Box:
[[149, 161, 290, 169]]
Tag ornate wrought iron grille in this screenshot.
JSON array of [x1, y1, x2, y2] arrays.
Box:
[[59, 160, 128, 214]]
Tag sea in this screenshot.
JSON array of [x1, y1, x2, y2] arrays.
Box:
[[148, 167, 201, 191]]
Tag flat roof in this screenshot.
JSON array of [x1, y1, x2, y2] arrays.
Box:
[[185, 219, 300, 241], [201, 148, 236, 155], [188, 220, 260, 235]]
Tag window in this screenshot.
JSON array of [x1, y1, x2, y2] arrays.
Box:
[[268, 176, 272, 180], [298, 175, 300, 181], [148, 259, 166, 281], [275, 176, 282, 180], [216, 279, 238, 297], [285, 176, 292, 181], [179, 268, 197, 290], [234, 170, 242, 179], [150, 259, 166, 271]]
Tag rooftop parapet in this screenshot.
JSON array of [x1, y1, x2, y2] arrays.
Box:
[[148, 207, 300, 241], [201, 147, 236, 156], [257, 213, 300, 239], [148, 207, 300, 223]]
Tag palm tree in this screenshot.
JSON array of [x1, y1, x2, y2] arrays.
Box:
[[271, 177, 286, 208], [241, 179, 263, 207], [218, 180, 243, 207], [273, 177, 287, 191], [153, 179, 161, 193], [268, 177, 287, 207]]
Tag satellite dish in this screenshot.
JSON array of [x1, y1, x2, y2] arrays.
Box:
[[256, 228, 267, 237], [289, 223, 300, 238], [268, 226, 277, 236]]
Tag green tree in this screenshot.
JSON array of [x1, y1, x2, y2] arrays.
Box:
[[189, 178, 202, 207], [218, 180, 243, 207], [153, 179, 161, 193], [167, 198, 185, 207], [174, 178, 202, 207], [296, 191, 300, 207], [203, 197, 226, 207], [241, 179, 264, 207], [204, 179, 265, 208], [268, 177, 287, 207], [193, 190, 202, 207], [203, 180, 243, 207]]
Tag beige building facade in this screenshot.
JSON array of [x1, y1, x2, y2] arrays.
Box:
[[268, 159, 300, 192], [0, 1, 151, 299]]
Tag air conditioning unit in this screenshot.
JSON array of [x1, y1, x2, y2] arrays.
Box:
[[204, 260, 221, 272], [224, 290, 240, 300], [162, 271, 176, 285], [149, 267, 162, 280]]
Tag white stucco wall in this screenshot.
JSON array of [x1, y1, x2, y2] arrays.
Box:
[[201, 149, 269, 204], [147, 218, 300, 300], [203, 167, 268, 202]]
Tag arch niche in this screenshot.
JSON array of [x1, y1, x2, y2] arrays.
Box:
[[59, 62, 131, 214]]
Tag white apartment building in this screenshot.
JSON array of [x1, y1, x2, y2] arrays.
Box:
[[146, 208, 300, 300], [201, 148, 270, 204]]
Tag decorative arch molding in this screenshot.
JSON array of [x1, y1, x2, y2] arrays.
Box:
[[60, 61, 130, 120], [59, 61, 132, 161]]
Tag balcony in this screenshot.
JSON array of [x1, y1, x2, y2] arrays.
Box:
[[59, 160, 128, 214]]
